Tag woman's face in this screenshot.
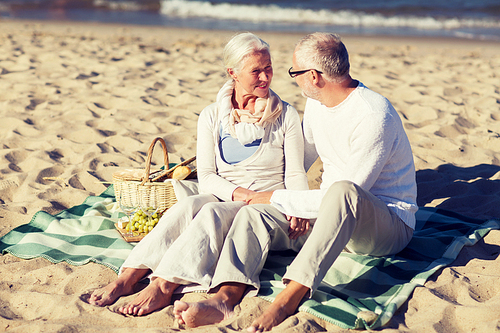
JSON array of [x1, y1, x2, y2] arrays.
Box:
[[231, 50, 273, 99]]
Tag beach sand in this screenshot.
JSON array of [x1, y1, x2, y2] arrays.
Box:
[[1, 19, 500, 332]]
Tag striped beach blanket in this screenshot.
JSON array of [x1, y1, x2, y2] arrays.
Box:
[[0, 186, 132, 273], [1, 186, 499, 330], [259, 208, 500, 329]]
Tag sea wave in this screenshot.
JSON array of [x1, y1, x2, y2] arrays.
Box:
[[159, 0, 500, 31]]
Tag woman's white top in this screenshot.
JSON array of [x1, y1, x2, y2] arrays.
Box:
[[197, 85, 309, 202]]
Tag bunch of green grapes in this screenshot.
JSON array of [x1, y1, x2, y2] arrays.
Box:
[[125, 208, 162, 235]]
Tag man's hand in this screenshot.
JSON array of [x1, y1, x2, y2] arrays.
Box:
[[246, 191, 274, 205], [286, 215, 310, 240]]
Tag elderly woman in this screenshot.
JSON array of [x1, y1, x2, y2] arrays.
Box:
[[88, 32, 308, 316]]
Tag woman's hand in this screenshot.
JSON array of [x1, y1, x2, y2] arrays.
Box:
[[286, 215, 310, 240], [245, 191, 274, 205], [232, 187, 256, 202]]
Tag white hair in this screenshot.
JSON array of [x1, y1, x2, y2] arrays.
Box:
[[294, 32, 350, 83], [223, 32, 270, 75]]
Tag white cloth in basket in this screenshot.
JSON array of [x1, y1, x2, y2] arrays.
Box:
[[163, 179, 200, 201]]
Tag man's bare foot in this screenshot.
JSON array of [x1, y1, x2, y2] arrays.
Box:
[[247, 281, 309, 332], [89, 268, 149, 307], [119, 277, 179, 316], [173, 282, 247, 328], [246, 300, 292, 332], [173, 298, 232, 327]]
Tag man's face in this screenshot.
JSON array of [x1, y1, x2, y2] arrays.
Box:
[[292, 52, 321, 100]]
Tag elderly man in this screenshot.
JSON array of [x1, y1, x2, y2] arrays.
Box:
[[173, 32, 417, 332]]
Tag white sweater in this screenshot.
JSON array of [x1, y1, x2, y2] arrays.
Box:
[[271, 82, 418, 229], [197, 88, 309, 202]]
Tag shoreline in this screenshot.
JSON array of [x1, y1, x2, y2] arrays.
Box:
[[2, 18, 499, 71], [3, 17, 500, 45], [1, 17, 500, 332]]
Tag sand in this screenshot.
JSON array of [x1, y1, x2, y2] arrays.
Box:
[[1, 19, 500, 332]]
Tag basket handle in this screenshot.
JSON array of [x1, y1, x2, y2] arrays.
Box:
[[141, 137, 169, 185], [152, 155, 197, 181]]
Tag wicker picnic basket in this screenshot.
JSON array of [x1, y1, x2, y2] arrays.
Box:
[[112, 137, 196, 214]]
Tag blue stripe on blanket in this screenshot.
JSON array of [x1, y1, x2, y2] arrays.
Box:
[[1, 185, 498, 330]]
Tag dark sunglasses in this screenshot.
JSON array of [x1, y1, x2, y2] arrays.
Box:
[[288, 67, 323, 78]]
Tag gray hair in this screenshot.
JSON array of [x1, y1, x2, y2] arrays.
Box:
[[294, 33, 350, 83], [223, 32, 270, 75]]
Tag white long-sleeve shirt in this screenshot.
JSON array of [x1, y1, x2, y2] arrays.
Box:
[[270, 82, 418, 229], [197, 86, 309, 202]]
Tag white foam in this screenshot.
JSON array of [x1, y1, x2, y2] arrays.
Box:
[[94, 0, 152, 11], [159, 0, 500, 31]]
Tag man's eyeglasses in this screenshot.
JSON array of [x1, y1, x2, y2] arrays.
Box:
[[288, 67, 323, 78]]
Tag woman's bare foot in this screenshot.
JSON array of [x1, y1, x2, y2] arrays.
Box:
[[247, 281, 309, 332], [89, 268, 150, 307], [119, 277, 179, 316], [173, 283, 247, 328]]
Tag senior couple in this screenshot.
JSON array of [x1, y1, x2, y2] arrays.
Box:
[[89, 32, 417, 332]]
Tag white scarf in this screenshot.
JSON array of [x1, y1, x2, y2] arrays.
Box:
[[217, 80, 283, 145]]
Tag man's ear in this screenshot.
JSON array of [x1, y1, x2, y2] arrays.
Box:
[[311, 69, 321, 85]]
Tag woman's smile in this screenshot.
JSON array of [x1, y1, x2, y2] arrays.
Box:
[[233, 50, 273, 103]]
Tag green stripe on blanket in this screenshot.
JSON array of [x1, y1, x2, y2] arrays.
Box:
[[0, 186, 133, 273], [1, 186, 499, 330], [258, 209, 500, 330]]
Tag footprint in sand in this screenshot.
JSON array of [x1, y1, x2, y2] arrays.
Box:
[[97, 129, 117, 137], [35, 166, 65, 185], [5, 150, 28, 164], [47, 149, 64, 163], [68, 175, 86, 190], [25, 98, 46, 111], [0, 179, 19, 191], [76, 72, 100, 80]]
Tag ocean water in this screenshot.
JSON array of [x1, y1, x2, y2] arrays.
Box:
[[0, 0, 499, 41]]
